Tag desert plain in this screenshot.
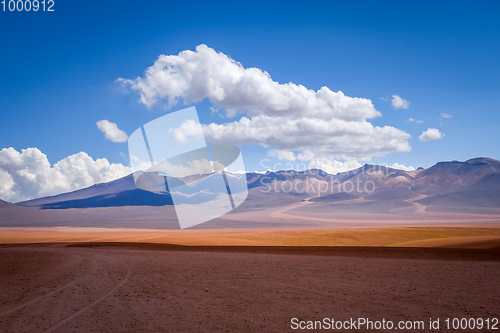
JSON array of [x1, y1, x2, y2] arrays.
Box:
[[1, 200, 500, 333]]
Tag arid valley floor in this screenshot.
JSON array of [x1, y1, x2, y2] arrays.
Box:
[[2, 165, 500, 332], [1, 223, 500, 332]]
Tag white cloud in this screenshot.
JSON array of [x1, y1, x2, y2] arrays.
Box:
[[96, 120, 129, 143], [168, 119, 204, 143], [268, 149, 297, 161], [390, 163, 415, 171], [160, 158, 213, 178], [117, 45, 382, 121], [419, 128, 444, 141], [201, 116, 411, 161], [391, 95, 410, 109], [0, 147, 132, 202], [441, 113, 453, 119], [305, 160, 414, 174], [409, 118, 423, 124], [307, 159, 362, 175], [119, 45, 411, 165], [0, 169, 15, 201]]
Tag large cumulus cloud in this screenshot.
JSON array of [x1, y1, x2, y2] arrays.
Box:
[[118, 44, 411, 166], [0, 147, 131, 202]]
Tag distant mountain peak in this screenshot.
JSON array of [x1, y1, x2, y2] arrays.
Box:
[[465, 157, 500, 165]]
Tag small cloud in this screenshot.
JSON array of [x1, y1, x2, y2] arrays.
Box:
[[307, 159, 362, 175], [268, 149, 296, 161], [210, 106, 224, 118], [119, 152, 128, 161], [97, 120, 129, 143], [390, 163, 415, 171], [409, 118, 423, 124], [441, 113, 453, 119], [391, 95, 410, 109], [169, 119, 204, 143], [419, 128, 444, 141]]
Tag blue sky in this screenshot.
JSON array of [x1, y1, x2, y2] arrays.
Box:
[[0, 1, 499, 201]]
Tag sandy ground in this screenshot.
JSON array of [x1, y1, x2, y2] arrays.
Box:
[[0, 243, 499, 333], [1, 226, 500, 248], [1, 198, 499, 332], [223, 200, 500, 227]]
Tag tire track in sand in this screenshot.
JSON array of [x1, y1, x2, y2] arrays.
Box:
[[43, 256, 131, 333], [0, 250, 97, 317]]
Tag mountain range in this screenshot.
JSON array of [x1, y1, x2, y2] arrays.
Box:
[[11, 157, 499, 213]]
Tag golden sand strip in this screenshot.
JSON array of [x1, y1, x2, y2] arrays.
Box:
[[0, 226, 500, 248]]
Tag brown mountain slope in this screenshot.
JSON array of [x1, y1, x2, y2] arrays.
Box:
[[0, 199, 12, 208]]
